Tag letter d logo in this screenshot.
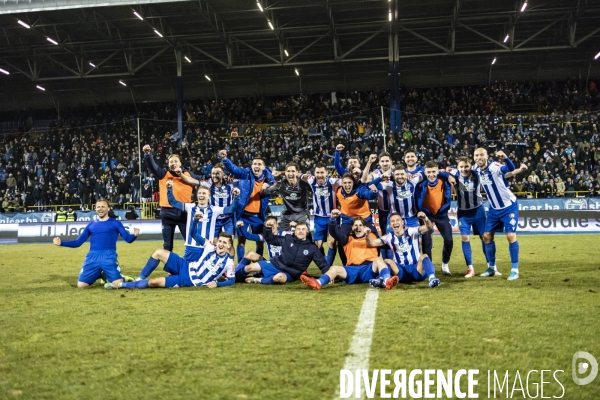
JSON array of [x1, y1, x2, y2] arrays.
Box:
[[572, 351, 598, 385]]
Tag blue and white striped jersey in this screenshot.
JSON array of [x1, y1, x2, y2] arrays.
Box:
[[380, 174, 422, 219], [304, 175, 339, 217], [473, 162, 517, 210], [381, 227, 421, 266], [449, 168, 483, 211], [372, 168, 394, 211], [187, 243, 235, 286], [256, 230, 293, 259], [183, 203, 226, 247], [201, 180, 235, 220]]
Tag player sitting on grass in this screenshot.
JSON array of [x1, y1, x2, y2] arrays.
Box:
[[300, 209, 398, 291], [236, 221, 329, 285], [366, 212, 441, 289], [53, 199, 139, 289], [105, 224, 235, 290], [234, 216, 292, 282]]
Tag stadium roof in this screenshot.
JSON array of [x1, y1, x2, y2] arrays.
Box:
[[1, 0, 599, 111]]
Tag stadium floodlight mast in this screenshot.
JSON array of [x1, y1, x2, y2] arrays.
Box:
[[492, 57, 497, 65], [133, 11, 143, 20], [256, 1, 263, 12], [119, 80, 127, 86], [36, 85, 45, 91], [17, 20, 30, 29], [0, 68, 9, 75], [47, 37, 58, 45], [504, 34, 510, 43], [521, 2, 528, 12]]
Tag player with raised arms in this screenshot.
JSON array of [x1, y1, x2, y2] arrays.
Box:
[[299, 209, 398, 290], [218, 149, 276, 262], [53, 199, 139, 289], [473, 148, 520, 280], [366, 212, 441, 289]]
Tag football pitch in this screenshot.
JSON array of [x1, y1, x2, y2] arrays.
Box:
[[1, 234, 599, 400]]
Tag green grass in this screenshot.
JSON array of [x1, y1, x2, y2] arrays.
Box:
[[0, 235, 599, 399]]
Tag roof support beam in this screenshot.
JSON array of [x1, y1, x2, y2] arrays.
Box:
[[323, 0, 342, 60], [233, 38, 279, 64], [284, 31, 330, 64], [399, 25, 450, 53], [457, 22, 509, 50], [339, 25, 387, 60], [514, 18, 563, 49], [133, 46, 170, 73]]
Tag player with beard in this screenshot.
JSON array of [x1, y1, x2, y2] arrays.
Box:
[[263, 162, 311, 231], [334, 143, 362, 177], [142, 144, 201, 252], [367, 152, 394, 233]]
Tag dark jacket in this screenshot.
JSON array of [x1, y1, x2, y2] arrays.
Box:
[[263, 226, 329, 280]]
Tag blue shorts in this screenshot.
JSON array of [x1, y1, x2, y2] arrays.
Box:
[[183, 246, 205, 263], [79, 250, 122, 284], [215, 217, 234, 236], [241, 212, 264, 236], [343, 262, 377, 284], [313, 216, 330, 241], [164, 252, 193, 288], [397, 263, 427, 283], [485, 202, 519, 234], [458, 206, 486, 236], [258, 260, 292, 283]]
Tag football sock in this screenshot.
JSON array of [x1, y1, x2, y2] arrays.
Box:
[[260, 276, 274, 284], [236, 245, 245, 263], [422, 257, 436, 280], [234, 258, 251, 280], [509, 241, 519, 270], [481, 240, 490, 264], [255, 244, 264, 258], [484, 242, 497, 268], [325, 248, 336, 266], [139, 257, 160, 280], [462, 241, 473, 266], [379, 267, 391, 281], [317, 274, 331, 286], [121, 279, 149, 289]]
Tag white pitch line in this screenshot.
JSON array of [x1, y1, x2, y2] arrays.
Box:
[[335, 288, 380, 400]]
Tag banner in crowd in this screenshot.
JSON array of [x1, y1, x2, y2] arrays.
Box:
[[0, 210, 134, 224]]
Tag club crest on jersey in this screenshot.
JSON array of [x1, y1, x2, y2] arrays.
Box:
[[303, 250, 309, 255], [315, 188, 329, 197], [286, 193, 298, 200], [213, 192, 229, 199], [509, 213, 515, 218], [462, 181, 474, 191], [397, 242, 412, 252], [480, 175, 493, 185], [396, 190, 411, 199]]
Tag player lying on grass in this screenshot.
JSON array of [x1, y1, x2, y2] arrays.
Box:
[[234, 217, 292, 282], [300, 209, 399, 290], [53, 199, 139, 289], [367, 212, 441, 289], [235, 221, 329, 284], [105, 225, 235, 290]]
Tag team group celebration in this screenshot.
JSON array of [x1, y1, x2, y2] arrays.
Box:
[[54, 139, 527, 292]]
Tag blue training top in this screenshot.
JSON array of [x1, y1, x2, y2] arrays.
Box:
[[60, 218, 137, 251]]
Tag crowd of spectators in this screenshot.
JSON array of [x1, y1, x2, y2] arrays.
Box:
[[1, 79, 600, 213]]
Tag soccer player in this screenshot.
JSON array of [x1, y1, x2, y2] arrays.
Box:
[[234, 217, 293, 281], [379, 162, 423, 228], [263, 162, 311, 231], [415, 161, 455, 275], [237, 222, 329, 284], [142, 145, 201, 251], [219, 149, 276, 262], [334, 143, 362, 177], [369, 152, 394, 233], [53, 199, 139, 288], [448, 158, 528, 278], [106, 230, 236, 289], [366, 212, 441, 289], [404, 149, 425, 177], [473, 148, 520, 280], [301, 163, 340, 266], [177, 163, 237, 236], [299, 209, 398, 290]]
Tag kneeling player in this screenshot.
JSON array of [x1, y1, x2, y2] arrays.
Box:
[[367, 212, 441, 289], [236, 222, 329, 284], [300, 209, 398, 290], [105, 230, 235, 289]]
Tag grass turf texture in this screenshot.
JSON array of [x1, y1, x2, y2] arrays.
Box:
[[1, 234, 599, 399]]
